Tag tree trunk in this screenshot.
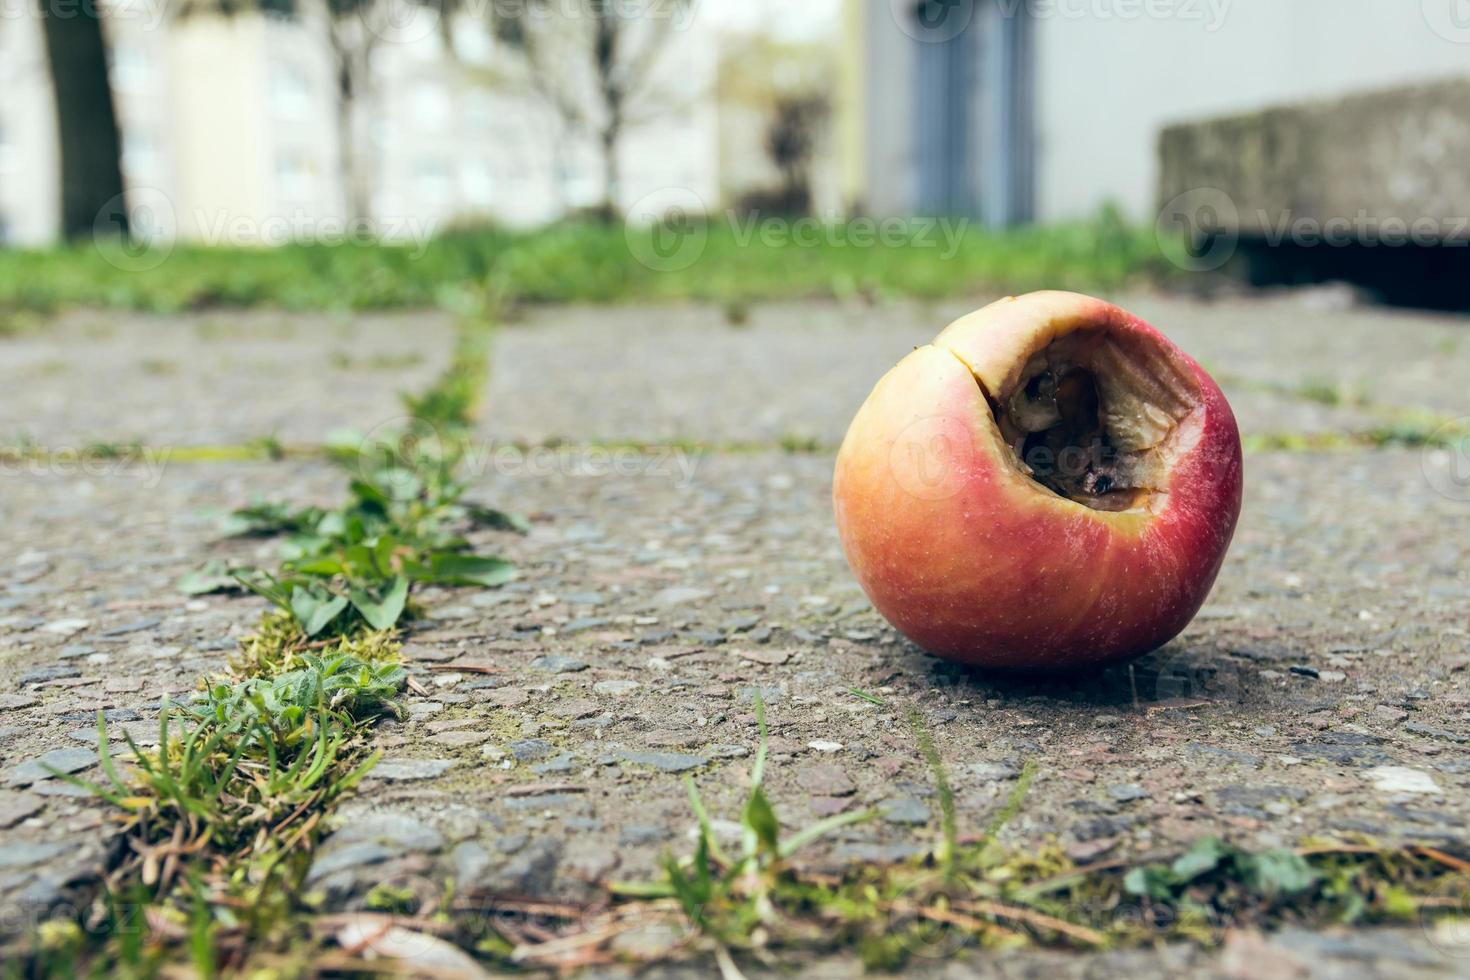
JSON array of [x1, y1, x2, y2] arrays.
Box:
[[600, 124, 621, 220], [334, 47, 368, 224], [37, 0, 128, 240], [592, 4, 622, 221]]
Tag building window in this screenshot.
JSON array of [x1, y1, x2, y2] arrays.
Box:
[[461, 163, 493, 205], [464, 92, 494, 129], [122, 132, 159, 177], [412, 84, 452, 131], [560, 169, 601, 209], [111, 44, 150, 91], [271, 63, 313, 121], [276, 151, 316, 199], [414, 159, 452, 203]]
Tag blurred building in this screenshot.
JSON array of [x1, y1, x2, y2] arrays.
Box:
[[713, 6, 847, 216], [0, 6, 59, 246], [853, 0, 1470, 226], [0, 1, 720, 247]]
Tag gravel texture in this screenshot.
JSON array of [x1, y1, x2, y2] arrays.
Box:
[[484, 292, 1470, 446], [0, 309, 456, 448], [1, 293, 1467, 976]]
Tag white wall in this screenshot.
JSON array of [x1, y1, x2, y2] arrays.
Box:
[[1033, 0, 1470, 222], [0, 13, 60, 246]]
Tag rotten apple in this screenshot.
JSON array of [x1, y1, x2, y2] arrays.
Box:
[[832, 291, 1242, 671]]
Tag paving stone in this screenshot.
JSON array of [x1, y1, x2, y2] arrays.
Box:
[[1290, 733, 1396, 767], [368, 759, 459, 782], [549, 698, 601, 719], [459, 838, 561, 896], [509, 739, 554, 762], [879, 798, 931, 826], [39, 619, 90, 637], [324, 813, 446, 853], [1186, 743, 1263, 767], [615, 750, 708, 773], [648, 587, 713, 608], [558, 618, 608, 636], [962, 761, 1022, 782], [100, 618, 160, 637], [305, 842, 396, 883], [0, 841, 68, 868], [8, 748, 98, 787], [619, 825, 672, 846], [1403, 723, 1468, 744], [1364, 766, 1442, 795], [531, 752, 578, 775], [530, 655, 589, 673], [0, 793, 45, 829], [17, 667, 81, 687], [798, 764, 856, 797]]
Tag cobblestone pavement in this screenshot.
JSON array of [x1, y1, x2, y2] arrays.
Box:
[[2, 293, 1468, 976], [0, 309, 456, 448], [485, 292, 1470, 445]]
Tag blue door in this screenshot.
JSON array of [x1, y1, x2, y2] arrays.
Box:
[[913, 1, 976, 215], [909, 1, 1033, 226]]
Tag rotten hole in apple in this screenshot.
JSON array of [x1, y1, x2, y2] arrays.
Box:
[[988, 329, 1198, 513]]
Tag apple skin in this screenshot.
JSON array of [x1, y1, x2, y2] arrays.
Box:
[[832, 291, 1243, 672]]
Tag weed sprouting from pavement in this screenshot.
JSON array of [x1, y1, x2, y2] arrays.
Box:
[[53, 655, 404, 936], [909, 708, 958, 876], [183, 317, 522, 643], [20, 311, 523, 973], [470, 711, 1470, 976], [608, 695, 876, 956]]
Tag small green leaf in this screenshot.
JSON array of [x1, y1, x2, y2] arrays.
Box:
[[1123, 864, 1178, 901], [416, 553, 516, 588], [290, 588, 348, 637], [1240, 849, 1317, 896], [292, 556, 345, 577], [742, 786, 781, 857], [222, 501, 320, 537], [467, 504, 532, 534], [349, 577, 409, 631], [664, 852, 709, 920], [316, 512, 348, 538], [1171, 836, 1228, 881], [233, 569, 293, 611], [177, 561, 243, 596]]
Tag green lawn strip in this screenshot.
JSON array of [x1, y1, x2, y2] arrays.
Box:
[[0, 216, 1166, 315]]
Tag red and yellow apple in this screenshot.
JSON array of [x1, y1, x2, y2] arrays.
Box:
[[833, 291, 1242, 671]]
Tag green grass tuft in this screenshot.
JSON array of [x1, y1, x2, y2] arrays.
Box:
[[19, 311, 519, 974]]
